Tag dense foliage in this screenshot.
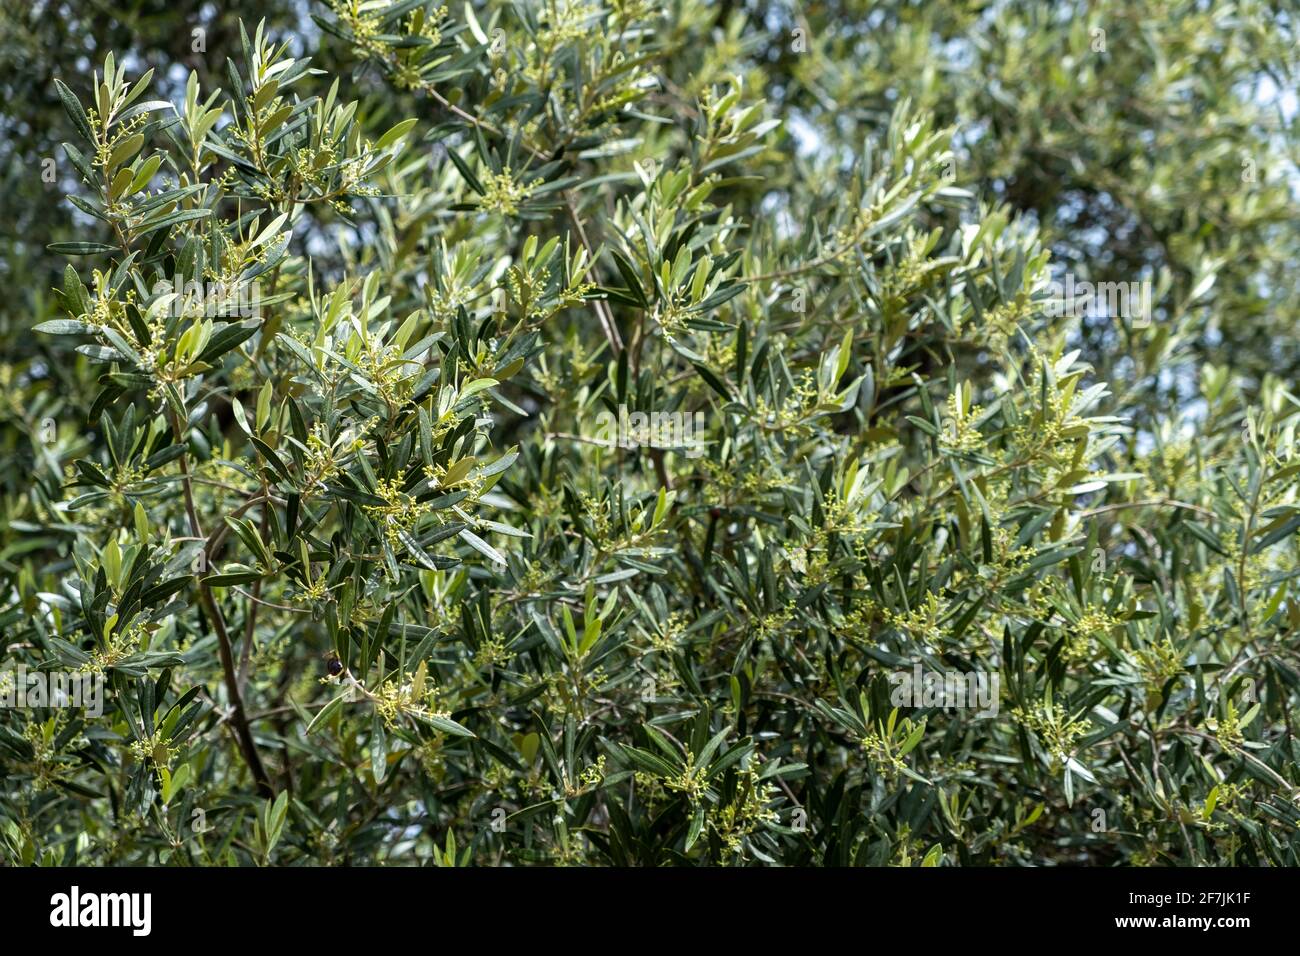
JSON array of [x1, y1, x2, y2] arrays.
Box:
[[2, 0, 1299, 866]]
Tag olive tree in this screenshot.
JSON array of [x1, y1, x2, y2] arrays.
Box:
[[2, 0, 1298, 866]]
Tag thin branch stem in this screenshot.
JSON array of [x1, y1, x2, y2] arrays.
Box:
[[170, 409, 273, 797]]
